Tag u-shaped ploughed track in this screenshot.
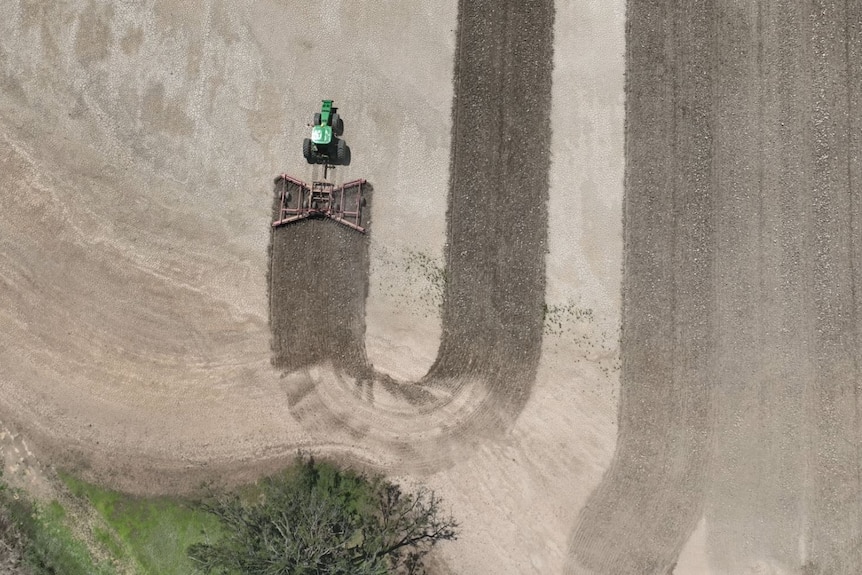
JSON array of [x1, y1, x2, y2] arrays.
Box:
[[270, 0, 554, 473]]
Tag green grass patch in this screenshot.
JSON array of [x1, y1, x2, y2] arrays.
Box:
[[93, 525, 125, 562], [26, 500, 117, 575], [0, 473, 116, 575], [6, 458, 457, 575], [60, 473, 220, 575]]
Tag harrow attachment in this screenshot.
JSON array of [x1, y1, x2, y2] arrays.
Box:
[[272, 175, 366, 233]]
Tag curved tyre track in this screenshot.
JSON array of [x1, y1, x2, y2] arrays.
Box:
[[269, 0, 554, 472]]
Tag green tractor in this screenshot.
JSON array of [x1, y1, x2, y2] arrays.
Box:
[[303, 99, 347, 164]]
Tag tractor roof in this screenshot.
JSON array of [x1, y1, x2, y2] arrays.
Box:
[[311, 124, 332, 145], [313, 100, 334, 144]]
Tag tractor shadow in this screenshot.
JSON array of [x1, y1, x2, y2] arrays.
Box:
[[327, 106, 351, 166], [305, 141, 351, 167]]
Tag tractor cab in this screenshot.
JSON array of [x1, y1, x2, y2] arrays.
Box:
[[311, 100, 334, 145], [304, 99, 345, 164], [311, 123, 332, 145]]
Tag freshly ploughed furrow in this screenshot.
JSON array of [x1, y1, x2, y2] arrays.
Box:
[[425, 0, 553, 402], [707, 3, 862, 572]]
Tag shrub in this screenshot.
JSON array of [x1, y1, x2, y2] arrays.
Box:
[[188, 456, 458, 575]]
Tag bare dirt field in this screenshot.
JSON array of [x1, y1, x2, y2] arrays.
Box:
[[0, 1, 622, 573], [4, 1, 857, 574]]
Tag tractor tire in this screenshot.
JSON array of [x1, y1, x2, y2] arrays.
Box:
[[336, 139, 347, 163], [331, 113, 344, 136], [302, 138, 313, 163], [313, 112, 321, 126]]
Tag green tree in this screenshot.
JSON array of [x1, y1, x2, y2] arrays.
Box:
[[188, 456, 457, 575]]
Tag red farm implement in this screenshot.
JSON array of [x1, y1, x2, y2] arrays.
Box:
[[272, 174, 366, 233]]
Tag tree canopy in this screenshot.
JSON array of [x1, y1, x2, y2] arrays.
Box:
[[188, 456, 458, 575]]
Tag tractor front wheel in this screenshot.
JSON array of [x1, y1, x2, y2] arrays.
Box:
[[313, 112, 321, 126], [331, 113, 344, 136], [302, 138, 313, 163]]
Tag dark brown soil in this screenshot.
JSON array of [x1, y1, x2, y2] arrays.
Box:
[[426, 0, 553, 397], [567, 3, 716, 572], [269, 178, 371, 378]]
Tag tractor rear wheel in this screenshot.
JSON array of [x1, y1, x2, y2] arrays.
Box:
[[336, 139, 347, 163], [313, 112, 321, 126], [302, 138, 313, 163], [331, 113, 343, 136]]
